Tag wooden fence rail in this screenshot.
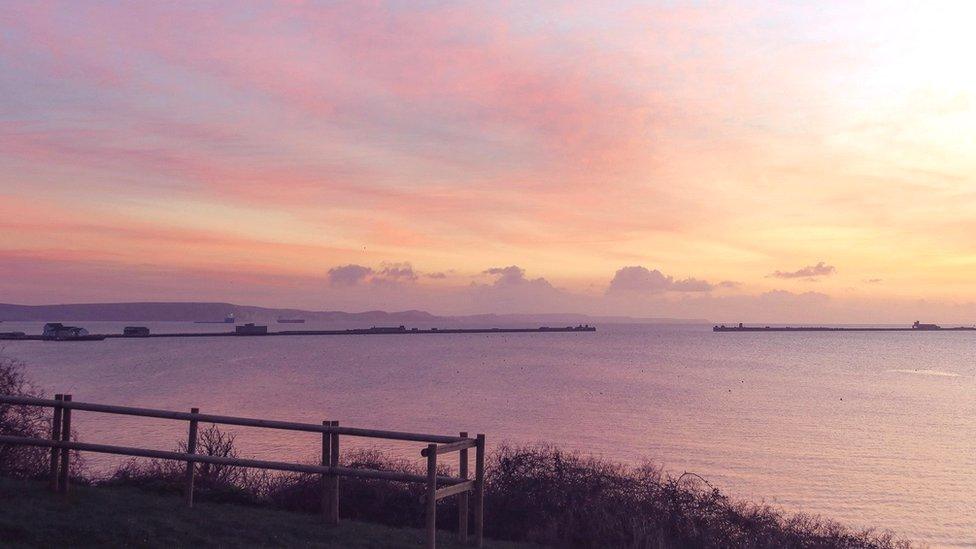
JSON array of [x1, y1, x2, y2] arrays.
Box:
[[0, 394, 485, 549]]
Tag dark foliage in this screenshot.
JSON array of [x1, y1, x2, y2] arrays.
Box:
[[0, 355, 52, 479], [102, 424, 262, 505], [100, 435, 911, 549], [268, 449, 432, 526], [482, 446, 910, 548]]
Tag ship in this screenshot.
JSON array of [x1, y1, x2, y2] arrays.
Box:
[[277, 318, 306, 324]]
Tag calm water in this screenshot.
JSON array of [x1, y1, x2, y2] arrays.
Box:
[[2, 322, 974, 547]]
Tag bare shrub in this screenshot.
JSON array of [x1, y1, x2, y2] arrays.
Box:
[[104, 424, 260, 505], [181, 424, 253, 490], [101, 436, 913, 548], [482, 445, 912, 549], [265, 448, 444, 527], [0, 354, 50, 478]]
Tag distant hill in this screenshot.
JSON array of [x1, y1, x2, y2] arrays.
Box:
[[0, 302, 437, 323], [0, 302, 705, 325], [449, 313, 707, 325]]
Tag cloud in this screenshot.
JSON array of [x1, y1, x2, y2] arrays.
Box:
[[328, 262, 423, 286], [327, 264, 373, 286], [717, 280, 741, 289], [484, 266, 517, 275], [607, 266, 672, 293], [458, 265, 568, 313], [769, 262, 836, 279], [426, 272, 448, 279], [483, 265, 554, 289], [376, 262, 418, 282], [606, 266, 714, 294], [671, 277, 714, 292], [864, 278, 883, 284]]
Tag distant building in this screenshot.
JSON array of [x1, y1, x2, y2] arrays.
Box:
[[235, 323, 268, 335], [43, 323, 65, 337], [43, 322, 89, 339], [123, 326, 150, 337]]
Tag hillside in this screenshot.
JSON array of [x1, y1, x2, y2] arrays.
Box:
[[0, 302, 706, 325], [0, 478, 532, 549]]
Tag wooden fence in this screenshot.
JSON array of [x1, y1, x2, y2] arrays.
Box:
[[0, 394, 485, 549]]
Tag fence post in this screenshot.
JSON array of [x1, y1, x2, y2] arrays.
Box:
[[458, 431, 469, 543], [320, 420, 331, 523], [473, 434, 485, 547], [48, 394, 63, 492], [57, 394, 72, 494], [184, 407, 199, 507], [426, 443, 438, 549], [328, 420, 340, 525]]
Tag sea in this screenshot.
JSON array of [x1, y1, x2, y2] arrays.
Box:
[[1, 321, 973, 547]]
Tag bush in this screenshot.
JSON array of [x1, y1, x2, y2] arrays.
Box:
[[102, 424, 262, 505], [105, 434, 910, 548], [483, 445, 911, 548], [256, 444, 911, 548], [267, 449, 434, 526], [0, 354, 51, 479]]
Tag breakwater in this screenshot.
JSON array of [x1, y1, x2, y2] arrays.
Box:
[[0, 325, 596, 341], [713, 324, 975, 332]]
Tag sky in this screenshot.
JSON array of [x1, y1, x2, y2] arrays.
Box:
[[2, 1, 976, 322]]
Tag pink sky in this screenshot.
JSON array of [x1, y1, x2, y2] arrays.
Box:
[[2, 1, 976, 322]]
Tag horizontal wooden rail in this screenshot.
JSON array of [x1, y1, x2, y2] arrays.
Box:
[[434, 480, 476, 501], [0, 395, 466, 444], [0, 434, 465, 485], [421, 439, 477, 456]]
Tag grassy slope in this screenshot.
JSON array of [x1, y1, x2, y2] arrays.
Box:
[[0, 478, 533, 548]]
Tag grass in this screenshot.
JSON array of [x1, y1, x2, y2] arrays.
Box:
[[0, 477, 533, 549]]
